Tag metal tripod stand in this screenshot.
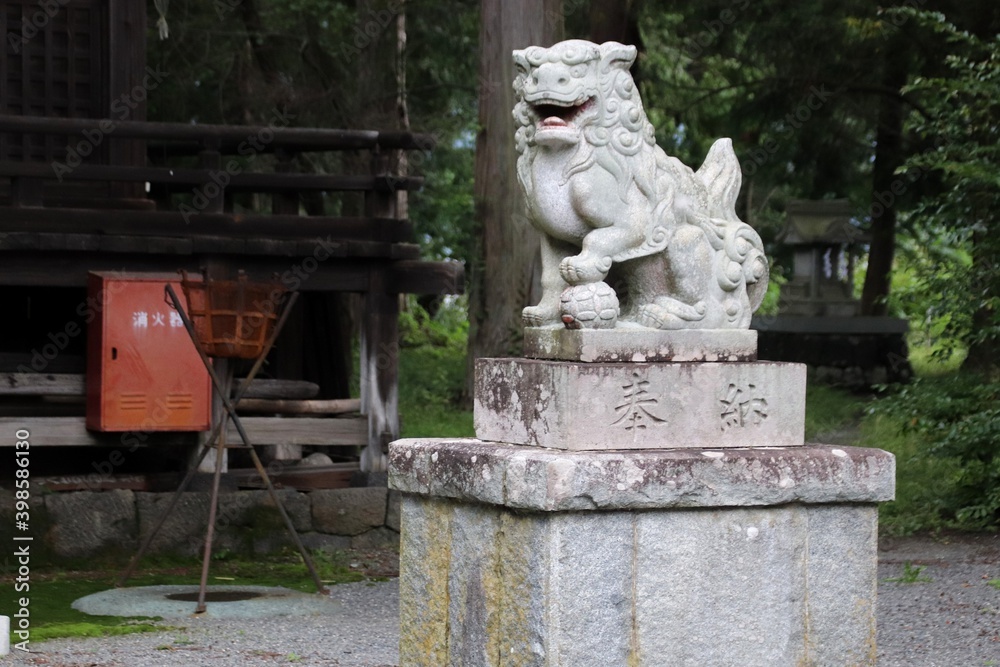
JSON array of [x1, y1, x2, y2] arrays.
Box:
[[118, 282, 328, 613]]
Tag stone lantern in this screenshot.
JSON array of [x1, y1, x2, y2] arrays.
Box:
[[778, 199, 866, 317], [753, 198, 911, 386]]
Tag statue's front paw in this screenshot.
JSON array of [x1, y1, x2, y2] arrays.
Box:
[[522, 304, 558, 327], [559, 255, 612, 285]]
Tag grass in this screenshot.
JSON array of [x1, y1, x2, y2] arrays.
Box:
[[907, 342, 966, 377], [2, 549, 368, 646], [804, 383, 868, 441], [399, 344, 473, 438], [858, 408, 965, 536], [882, 561, 933, 584]]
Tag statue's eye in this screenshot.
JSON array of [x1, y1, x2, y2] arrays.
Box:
[[571, 65, 586, 78]]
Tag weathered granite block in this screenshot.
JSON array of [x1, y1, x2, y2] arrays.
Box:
[[395, 482, 887, 665], [390, 439, 894, 511], [524, 326, 758, 362], [475, 358, 806, 449], [391, 439, 893, 667]]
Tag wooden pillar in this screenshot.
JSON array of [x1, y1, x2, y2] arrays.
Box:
[[107, 0, 147, 197], [191, 258, 235, 473], [360, 150, 401, 473], [360, 270, 399, 473], [273, 148, 300, 215], [195, 358, 229, 474]]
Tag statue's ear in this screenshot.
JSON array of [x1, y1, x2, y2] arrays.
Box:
[[599, 42, 637, 71], [513, 49, 529, 75]]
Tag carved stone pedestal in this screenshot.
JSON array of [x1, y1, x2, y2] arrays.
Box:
[[474, 358, 806, 450], [390, 439, 894, 666], [390, 353, 895, 666], [390, 440, 894, 667]]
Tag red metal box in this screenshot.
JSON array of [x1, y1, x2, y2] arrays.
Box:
[[86, 272, 212, 432]]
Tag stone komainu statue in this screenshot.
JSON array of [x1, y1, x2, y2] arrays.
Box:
[[513, 40, 768, 330]]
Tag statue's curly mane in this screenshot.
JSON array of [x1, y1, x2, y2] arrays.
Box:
[[513, 40, 769, 325]]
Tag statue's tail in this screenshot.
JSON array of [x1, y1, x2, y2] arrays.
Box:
[[695, 138, 769, 312], [696, 138, 742, 221]]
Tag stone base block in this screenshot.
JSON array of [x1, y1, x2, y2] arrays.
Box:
[[524, 326, 758, 363], [390, 440, 895, 667], [475, 358, 806, 450]]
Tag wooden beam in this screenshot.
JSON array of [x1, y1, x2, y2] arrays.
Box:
[[0, 374, 320, 400], [0, 207, 414, 242], [1, 373, 84, 396], [0, 415, 367, 447], [227, 417, 367, 446], [0, 253, 370, 290], [390, 260, 466, 295], [0, 161, 425, 193], [0, 253, 460, 294], [0, 417, 200, 446], [235, 398, 362, 415], [0, 114, 436, 152], [238, 379, 321, 400]]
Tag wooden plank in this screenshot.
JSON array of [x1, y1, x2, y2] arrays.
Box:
[[99, 235, 193, 254], [0, 207, 414, 242], [225, 417, 368, 446], [235, 398, 362, 415], [390, 260, 466, 295], [0, 233, 414, 259], [0, 353, 85, 374], [0, 415, 365, 446], [0, 161, 425, 192], [0, 417, 201, 446], [1, 373, 84, 396], [0, 252, 369, 291], [238, 378, 320, 400], [0, 114, 435, 151]]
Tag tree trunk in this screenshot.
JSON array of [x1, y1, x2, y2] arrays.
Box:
[[589, 0, 642, 61], [464, 0, 563, 402], [860, 43, 908, 316]]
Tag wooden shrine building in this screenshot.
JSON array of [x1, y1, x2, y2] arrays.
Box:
[[0, 0, 463, 488]]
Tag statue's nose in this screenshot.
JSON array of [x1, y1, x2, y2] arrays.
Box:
[[528, 64, 573, 94]]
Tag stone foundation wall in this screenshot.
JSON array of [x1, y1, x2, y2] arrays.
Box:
[[0, 487, 400, 563]]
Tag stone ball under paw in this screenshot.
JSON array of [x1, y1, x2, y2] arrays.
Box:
[[560, 282, 619, 329]]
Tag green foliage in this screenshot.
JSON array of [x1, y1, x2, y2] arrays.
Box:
[[869, 375, 1000, 529], [755, 270, 786, 318], [883, 561, 933, 584], [398, 298, 473, 438], [897, 11, 1000, 368], [399, 295, 469, 349], [866, 410, 965, 536]]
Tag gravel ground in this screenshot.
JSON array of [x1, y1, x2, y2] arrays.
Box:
[[878, 532, 1000, 666], [2, 534, 998, 666]]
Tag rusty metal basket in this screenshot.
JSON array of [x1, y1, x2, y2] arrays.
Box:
[[179, 271, 286, 359]]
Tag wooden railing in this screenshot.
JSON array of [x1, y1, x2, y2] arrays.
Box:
[[0, 114, 464, 473]]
